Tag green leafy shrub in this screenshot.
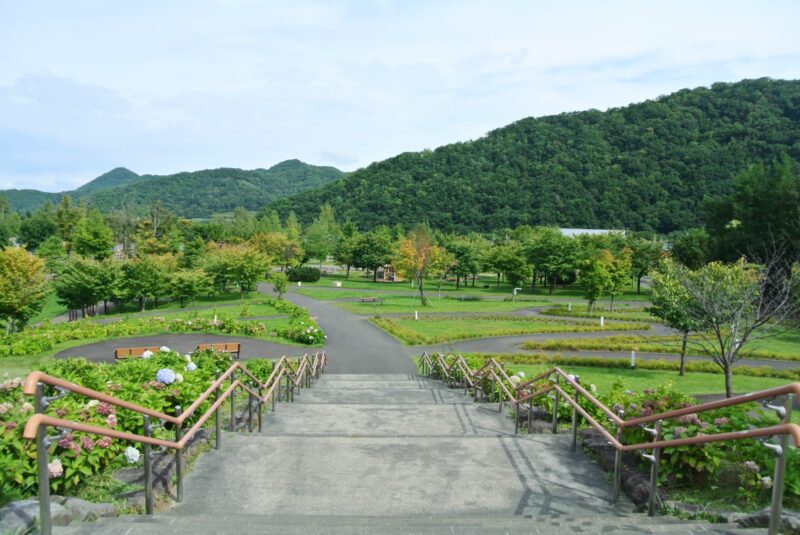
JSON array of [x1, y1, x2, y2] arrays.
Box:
[[286, 266, 321, 283]]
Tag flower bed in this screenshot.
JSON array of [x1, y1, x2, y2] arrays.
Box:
[[0, 299, 323, 359], [0, 349, 275, 505]]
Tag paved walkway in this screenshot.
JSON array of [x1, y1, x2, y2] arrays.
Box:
[[261, 284, 417, 374]]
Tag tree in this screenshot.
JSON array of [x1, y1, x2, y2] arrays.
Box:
[[120, 255, 174, 311], [170, 270, 211, 307], [393, 226, 450, 306], [285, 211, 301, 241], [55, 195, 84, 252], [272, 272, 288, 300], [227, 246, 270, 297], [250, 232, 303, 270], [0, 197, 21, 250], [303, 204, 340, 266], [675, 256, 799, 397], [352, 227, 395, 282], [53, 257, 119, 317], [333, 232, 360, 279], [484, 242, 528, 288], [628, 236, 664, 294], [18, 204, 57, 250], [0, 247, 47, 331], [523, 227, 577, 293], [446, 235, 484, 289], [37, 235, 68, 273], [649, 259, 701, 375], [179, 237, 207, 269], [669, 228, 710, 269], [578, 249, 613, 313], [73, 209, 114, 260], [606, 247, 633, 311]]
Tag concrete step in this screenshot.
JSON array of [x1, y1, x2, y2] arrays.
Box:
[[296, 386, 475, 404], [54, 512, 757, 534], [318, 373, 419, 381], [260, 402, 515, 437]]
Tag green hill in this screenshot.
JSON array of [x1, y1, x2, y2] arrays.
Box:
[[271, 78, 800, 233], [1, 160, 344, 217]]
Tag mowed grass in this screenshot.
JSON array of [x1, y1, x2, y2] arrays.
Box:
[[332, 295, 553, 314], [502, 363, 791, 397], [29, 291, 68, 325], [372, 316, 648, 345], [520, 328, 800, 362]]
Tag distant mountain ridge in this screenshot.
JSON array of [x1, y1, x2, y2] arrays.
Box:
[[1, 160, 344, 217], [270, 77, 800, 233]]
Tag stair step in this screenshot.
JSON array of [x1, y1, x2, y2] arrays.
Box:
[[54, 513, 756, 535], [296, 387, 476, 404], [260, 402, 515, 437]]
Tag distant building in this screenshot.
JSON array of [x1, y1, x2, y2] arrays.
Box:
[[559, 228, 627, 238]]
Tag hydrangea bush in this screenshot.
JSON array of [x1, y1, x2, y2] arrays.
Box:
[[0, 350, 278, 504]]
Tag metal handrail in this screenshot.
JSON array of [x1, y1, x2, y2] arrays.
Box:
[[419, 352, 797, 534], [23, 350, 327, 535]]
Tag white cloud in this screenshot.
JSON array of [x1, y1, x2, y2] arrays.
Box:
[[0, 0, 798, 190]]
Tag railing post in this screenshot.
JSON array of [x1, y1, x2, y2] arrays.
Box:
[[528, 398, 533, 434], [142, 415, 154, 515], [230, 369, 237, 432], [174, 405, 183, 503], [768, 393, 793, 535], [248, 392, 254, 433], [490, 377, 496, 403], [514, 401, 520, 434], [551, 375, 560, 434], [612, 413, 624, 503], [34, 383, 52, 535], [214, 370, 221, 450], [570, 376, 580, 452], [647, 420, 662, 516], [258, 387, 264, 433]]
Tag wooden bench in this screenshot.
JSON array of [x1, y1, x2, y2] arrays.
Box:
[[114, 347, 161, 361], [358, 297, 383, 304], [196, 343, 241, 359]]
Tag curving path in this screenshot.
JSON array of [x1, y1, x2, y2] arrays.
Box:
[[54, 334, 307, 363], [260, 283, 416, 374]]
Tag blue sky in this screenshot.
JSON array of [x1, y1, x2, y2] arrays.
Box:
[[1, 0, 799, 191]]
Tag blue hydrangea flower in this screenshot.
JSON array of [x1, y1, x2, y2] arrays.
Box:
[[156, 368, 177, 385], [185, 362, 197, 372]]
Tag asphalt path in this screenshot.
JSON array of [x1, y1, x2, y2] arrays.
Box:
[[262, 283, 417, 375]]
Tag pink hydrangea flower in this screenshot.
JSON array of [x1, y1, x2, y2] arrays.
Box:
[[48, 458, 64, 478], [106, 414, 117, 427], [95, 436, 113, 449], [96, 403, 115, 416]]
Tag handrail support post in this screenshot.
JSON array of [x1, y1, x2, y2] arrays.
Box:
[[248, 392, 254, 433], [214, 370, 222, 450], [612, 420, 623, 503], [175, 405, 183, 503], [571, 375, 580, 452], [34, 383, 52, 535], [551, 375, 560, 434], [768, 393, 793, 535], [258, 387, 264, 433], [647, 420, 662, 516], [143, 415, 154, 515]]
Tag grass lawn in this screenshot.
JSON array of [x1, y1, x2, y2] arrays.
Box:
[[100, 291, 268, 316], [520, 329, 800, 362], [501, 363, 791, 397], [333, 295, 553, 314], [539, 304, 660, 323], [373, 316, 648, 345], [29, 291, 68, 324]]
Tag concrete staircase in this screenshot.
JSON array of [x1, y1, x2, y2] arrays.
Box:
[[56, 374, 758, 534]]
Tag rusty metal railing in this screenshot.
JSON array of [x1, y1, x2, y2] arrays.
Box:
[[22, 351, 327, 535], [419, 352, 799, 534]]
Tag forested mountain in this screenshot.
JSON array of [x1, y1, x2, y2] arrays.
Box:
[[272, 78, 800, 233], [1, 160, 344, 217]]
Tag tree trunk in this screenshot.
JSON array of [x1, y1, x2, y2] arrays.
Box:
[[496, 273, 500, 287], [180, 296, 186, 308], [531, 270, 536, 292], [456, 276, 460, 289], [724, 364, 733, 398], [679, 331, 688, 376], [418, 274, 427, 306], [637, 275, 642, 295], [345, 265, 351, 279], [609, 295, 615, 312], [373, 269, 378, 282], [550, 276, 556, 294], [140, 296, 146, 312], [472, 275, 476, 287], [103, 300, 108, 314]]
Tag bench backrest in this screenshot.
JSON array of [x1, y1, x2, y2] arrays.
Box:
[[196, 343, 241, 354], [114, 347, 161, 360]]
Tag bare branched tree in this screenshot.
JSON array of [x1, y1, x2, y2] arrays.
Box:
[[677, 247, 799, 397]]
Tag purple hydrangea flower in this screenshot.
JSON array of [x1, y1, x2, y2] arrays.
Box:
[[156, 368, 177, 385]]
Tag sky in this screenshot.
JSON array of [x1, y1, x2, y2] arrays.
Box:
[[1, 0, 799, 192]]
